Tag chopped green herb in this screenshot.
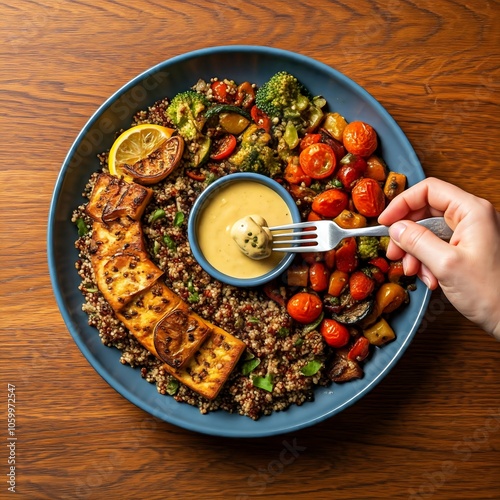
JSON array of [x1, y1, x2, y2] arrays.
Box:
[[242, 357, 261, 375], [83, 285, 98, 293], [277, 327, 290, 338], [163, 234, 176, 251], [294, 338, 304, 347], [300, 359, 322, 376], [252, 373, 274, 392], [148, 209, 166, 224], [188, 292, 199, 303], [174, 211, 185, 227], [166, 378, 179, 396], [76, 218, 89, 237], [248, 317, 260, 324], [303, 312, 324, 333], [153, 240, 161, 256]]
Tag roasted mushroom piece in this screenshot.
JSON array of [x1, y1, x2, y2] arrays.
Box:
[[327, 347, 363, 383]]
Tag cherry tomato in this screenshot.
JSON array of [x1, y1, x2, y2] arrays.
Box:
[[351, 178, 385, 217], [320, 319, 350, 348], [286, 292, 323, 324], [299, 133, 322, 151], [234, 81, 255, 109], [210, 134, 237, 160], [337, 155, 367, 192], [299, 143, 337, 179], [284, 158, 312, 186], [251, 105, 271, 133], [349, 271, 375, 301], [211, 80, 234, 104], [311, 189, 348, 218], [342, 121, 378, 157], [348, 336, 370, 361], [335, 237, 358, 273], [309, 262, 329, 292]]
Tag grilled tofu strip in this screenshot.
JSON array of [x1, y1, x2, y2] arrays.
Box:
[[86, 173, 152, 222], [162, 326, 246, 400]]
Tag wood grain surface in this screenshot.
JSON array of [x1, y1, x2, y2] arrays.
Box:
[[1, 0, 499, 498]]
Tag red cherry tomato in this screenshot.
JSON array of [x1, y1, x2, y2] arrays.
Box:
[[337, 155, 367, 192], [286, 292, 323, 324], [320, 319, 350, 348], [348, 336, 370, 361], [351, 178, 385, 217], [299, 133, 322, 151], [211, 81, 234, 104], [342, 121, 378, 157], [311, 189, 348, 218], [309, 262, 329, 292], [251, 105, 271, 133], [349, 271, 375, 301], [299, 143, 337, 179], [210, 134, 237, 160], [284, 158, 312, 186], [335, 237, 358, 273]]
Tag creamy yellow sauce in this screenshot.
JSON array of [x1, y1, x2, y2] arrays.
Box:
[[196, 181, 293, 279]]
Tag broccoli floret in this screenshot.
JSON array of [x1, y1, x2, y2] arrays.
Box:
[[255, 71, 311, 118], [228, 124, 282, 177], [357, 236, 379, 260], [255, 71, 325, 136], [378, 236, 390, 253], [166, 90, 209, 141]]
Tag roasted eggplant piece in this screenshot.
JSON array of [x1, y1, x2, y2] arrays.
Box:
[[326, 291, 374, 325], [327, 347, 363, 383]]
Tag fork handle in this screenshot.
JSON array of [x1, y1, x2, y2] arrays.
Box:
[[347, 217, 453, 241]]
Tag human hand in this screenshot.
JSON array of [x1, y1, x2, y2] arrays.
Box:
[[378, 177, 500, 340]]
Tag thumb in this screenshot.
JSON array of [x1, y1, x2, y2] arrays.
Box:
[[388, 221, 455, 279]]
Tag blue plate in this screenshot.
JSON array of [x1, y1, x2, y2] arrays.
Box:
[[48, 45, 429, 438]]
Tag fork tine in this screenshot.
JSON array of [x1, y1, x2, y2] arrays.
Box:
[[271, 230, 317, 240], [273, 245, 319, 253], [268, 221, 318, 231]]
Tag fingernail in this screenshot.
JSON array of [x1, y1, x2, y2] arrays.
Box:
[[389, 222, 407, 243], [421, 275, 432, 288]]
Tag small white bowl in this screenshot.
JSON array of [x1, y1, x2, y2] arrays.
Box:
[[188, 173, 301, 287]]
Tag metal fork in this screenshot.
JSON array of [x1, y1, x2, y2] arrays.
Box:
[[270, 217, 453, 253]]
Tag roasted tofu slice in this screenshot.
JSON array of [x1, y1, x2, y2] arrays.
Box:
[[86, 173, 152, 222], [163, 325, 246, 400], [90, 219, 146, 261], [116, 281, 183, 354], [153, 306, 211, 368], [94, 252, 164, 311]]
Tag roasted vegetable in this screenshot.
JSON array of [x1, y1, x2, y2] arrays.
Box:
[[384, 171, 407, 201], [228, 124, 281, 176], [375, 282, 408, 314], [166, 90, 209, 140], [330, 297, 374, 325], [363, 318, 396, 346], [255, 71, 324, 132], [357, 236, 380, 260]]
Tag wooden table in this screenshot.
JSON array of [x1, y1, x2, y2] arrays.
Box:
[[1, 1, 499, 498]]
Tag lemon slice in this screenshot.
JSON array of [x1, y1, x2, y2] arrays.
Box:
[[108, 124, 175, 180]]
